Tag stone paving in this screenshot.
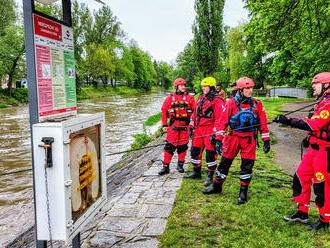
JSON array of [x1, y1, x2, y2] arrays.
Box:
[[83, 158, 186, 248]]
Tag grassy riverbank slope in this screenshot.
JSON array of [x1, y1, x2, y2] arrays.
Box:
[[159, 97, 330, 248]]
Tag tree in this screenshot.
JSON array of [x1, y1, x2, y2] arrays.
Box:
[[228, 27, 245, 82], [0, 0, 16, 36], [86, 6, 123, 45], [129, 46, 156, 90], [156, 62, 174, 89], [174, 41, 200, 87], [0, 26, 25, 93], [72, 1, 93, 89], [192, 0, 225, 76], [84, 43, 115, 87], [243, 0, 330, 88]]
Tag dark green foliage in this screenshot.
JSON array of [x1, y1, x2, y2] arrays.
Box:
[[193, 0, 225, 76], [130, 133, 152, 151]]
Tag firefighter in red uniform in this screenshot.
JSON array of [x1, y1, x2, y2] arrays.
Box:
[[203, 77, 271, 205], [274, 72, 330, 231], [159, 78, 195, 175], [184, 77, 225, 186]]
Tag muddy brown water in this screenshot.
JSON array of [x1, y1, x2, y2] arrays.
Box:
[[0, 90, 169, 246]]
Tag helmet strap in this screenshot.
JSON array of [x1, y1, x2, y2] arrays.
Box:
[[238, 89, 250, 104]]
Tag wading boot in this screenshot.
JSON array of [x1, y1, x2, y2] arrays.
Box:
[[237, 184, 248, 205], [306, 219, 329, 230], [177, 161, 185, 173], [158, 163, 170, 176], [284, 210, 309, 224], [184, 166, 201, 179], [202, 181, 223, 194], [204, 171, 214, 186]]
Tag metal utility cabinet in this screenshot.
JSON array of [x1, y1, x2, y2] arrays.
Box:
[[32, 113, 107, 242]]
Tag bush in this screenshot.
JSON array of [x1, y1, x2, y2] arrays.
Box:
[[130, 133, 152, 151], [11, 88, 29, 103]]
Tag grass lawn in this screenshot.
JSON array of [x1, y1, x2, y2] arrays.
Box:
[[159, 97, 330, 248]]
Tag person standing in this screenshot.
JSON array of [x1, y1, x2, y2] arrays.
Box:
[[274, 72, 330, 230], [184, 77, 225, 186], [228, 82, 238, 99], [216, 82, 227, 101], [159, 78, 195, 175], [203, 77, 271, 205]]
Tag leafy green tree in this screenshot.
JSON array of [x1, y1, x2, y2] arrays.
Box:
[[174, 41, 200, 87], [0, 0, 16, 36], [72, 1, 93, 89], [192, 0, 225, 76], [114, 45, 136, 86], [129, 46, 156, 90], [228, 27, 245, 83], [84, 43, 115, 87], [0, 26, 25, 93], [86, 6, 123, 45], [156, 61, 174, 89], [243, 0, 330, 88]]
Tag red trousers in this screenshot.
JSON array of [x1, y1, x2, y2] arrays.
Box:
[[190, 125, 217, 171], [222, 134, 256, 160], [294, 146, 330, 222], [163, 126, 189, 164]]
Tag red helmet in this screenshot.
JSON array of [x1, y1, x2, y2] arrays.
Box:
[[312, 72, 330, 84], [236, 77, 255, 89], [173, 78, 186, 87]]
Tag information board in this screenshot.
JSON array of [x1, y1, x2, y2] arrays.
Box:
[[33, 14, 77, 121]]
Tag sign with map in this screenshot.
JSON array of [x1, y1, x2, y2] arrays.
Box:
[[33, 14, 77, 121]]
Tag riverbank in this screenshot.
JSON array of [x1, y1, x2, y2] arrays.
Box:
[[158, 97, 330, 248]]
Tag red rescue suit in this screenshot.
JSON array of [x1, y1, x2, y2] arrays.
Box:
[[161, 92, 195, 165], [291, 91, 330, 223], [189, 93, 225, 172], [215, 96, 270, 185]]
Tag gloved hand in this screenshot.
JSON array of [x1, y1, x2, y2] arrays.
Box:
[[215, 140, 223, 155], [189, 127, 194, 139], [273, 115, 291, 125], [263, 140, 270, 154], [210, 134, 216, 145]]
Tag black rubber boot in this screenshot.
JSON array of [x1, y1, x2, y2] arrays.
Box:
[[177, 161, 184, 173], [184, 166, 201, 179], [306, 219, 329, 230], [204, 171, 214, 186], [237, 184, 248, 205], [202, 181, 223, 194], [284, 210, 309, 224], [158, 163, 170, 176]]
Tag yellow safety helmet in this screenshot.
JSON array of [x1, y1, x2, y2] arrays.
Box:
[[201, 77, 216, 87]]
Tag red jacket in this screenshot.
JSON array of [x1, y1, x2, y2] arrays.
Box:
[[299, 90, 330, 146], [190, 93, 225, 132], [217, 96, 270, 141], [161, 92, 195, 127]]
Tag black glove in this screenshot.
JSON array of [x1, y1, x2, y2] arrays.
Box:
[[263, 140, 270, 154], [189, 127, 194, 138], [273, 115, 291, 125], [210, 134, 216, 145], [215, 140, 223, 155]]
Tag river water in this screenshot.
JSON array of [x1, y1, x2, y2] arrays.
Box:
[[0, 90, 168, 246]]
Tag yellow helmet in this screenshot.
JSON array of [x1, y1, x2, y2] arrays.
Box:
[[201, 77, 216, 87]]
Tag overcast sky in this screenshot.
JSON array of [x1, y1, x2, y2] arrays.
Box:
[[19, 0, 249, 63]]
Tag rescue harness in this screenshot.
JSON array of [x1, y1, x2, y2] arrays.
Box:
[[229, 96, 259, 133], [167, 93, 193, 125]]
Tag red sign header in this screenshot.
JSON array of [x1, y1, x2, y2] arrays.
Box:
[[34, 15, 62, 41]]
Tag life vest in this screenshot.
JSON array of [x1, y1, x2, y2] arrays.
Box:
[[167, 93, 193, 120], [307, 93, 330, 142], [196, 94, 222, 125], [229, 96, 259, 132]]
